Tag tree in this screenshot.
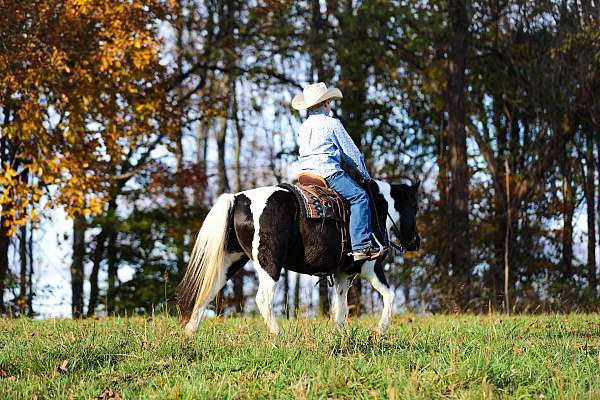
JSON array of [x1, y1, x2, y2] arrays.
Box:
[[0, 0, 175, 316], [446, 0, 471, 305]]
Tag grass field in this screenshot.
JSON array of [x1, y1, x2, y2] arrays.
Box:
[[1, 314, 599, 399]]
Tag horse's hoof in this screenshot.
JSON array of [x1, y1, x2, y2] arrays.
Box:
[[184, 326, 196, 337], [269, 326, 280, 335]]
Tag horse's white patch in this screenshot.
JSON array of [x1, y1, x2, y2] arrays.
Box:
[[255, 267, 279, 334], [243, 186, 286, 334], [375, 180, 400, 232], [332, 273, 351, 329], [361, 261, 395, 336], [244, 186, 287, 263]]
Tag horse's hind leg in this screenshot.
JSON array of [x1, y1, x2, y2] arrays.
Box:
[[247, 187, 292, 335], [331, 273, 351, 330], [184, 253, 247, 336], [361, 261, 395, 337], [255, 266, 280, 335]]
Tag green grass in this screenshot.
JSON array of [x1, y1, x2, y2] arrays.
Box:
[[1, 314, 599, 399]]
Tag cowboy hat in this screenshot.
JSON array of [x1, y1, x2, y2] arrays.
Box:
[[292, 82, 343, 110]]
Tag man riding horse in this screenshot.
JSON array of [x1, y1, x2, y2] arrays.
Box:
[[177, 82, 420, 338], [292, 82, 383, 261]]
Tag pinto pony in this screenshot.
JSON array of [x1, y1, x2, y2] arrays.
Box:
[[177, 179, 420, 337]]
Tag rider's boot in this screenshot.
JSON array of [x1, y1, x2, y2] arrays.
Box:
[[351, 245, 387, 261]]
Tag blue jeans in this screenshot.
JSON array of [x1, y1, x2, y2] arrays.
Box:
[[326, 171, 372, 250]]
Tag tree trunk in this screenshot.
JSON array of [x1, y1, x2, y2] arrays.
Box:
[[293, 273, 301, 318], [0, 114, 10, 315], [283, 270, 289, 319], [27, 220, 34, 316], [562, 180, 574, 281], [596, 128, 600, 297], [232, 79, 243, 194], [216, 109, 230, 195], [503, 159, 511, 315], [19, 224, 27, 316], [318, 279, 329, 316], [175, 125, 186, 275], [561, 142, 574, 281], [174, 0, 187, 277], [0, 225, 7, 315], [309, 0, 332, 82], [86, 229, 107, 317], [195, 117, 209, 208], [586, 128, 597, 296], [435, 113, 452, 306], [106, 229, 118, 315], [446, 0, 471, 307], [71, 214, 86, 318], [492, 106, 507, 311]]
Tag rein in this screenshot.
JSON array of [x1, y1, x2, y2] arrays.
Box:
[[386, 211, 405, 254]]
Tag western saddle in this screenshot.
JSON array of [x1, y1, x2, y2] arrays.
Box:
[[278, 172, 349, 254], [297, 171, 329, 188], [285, 172, 350, 269], [291, 172, 348, 222]]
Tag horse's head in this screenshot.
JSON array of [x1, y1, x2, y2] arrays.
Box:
[[389, 180, 421, 252]]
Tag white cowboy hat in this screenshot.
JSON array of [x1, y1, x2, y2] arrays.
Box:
[[292, 82, 343, 110]]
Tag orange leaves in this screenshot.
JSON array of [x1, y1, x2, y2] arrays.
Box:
[[0, 0, 176, 236], [1, 162, 45, 235], [2, 163, 18, 180], [65, 0, 92, 16], [88, 196, 104, 214]]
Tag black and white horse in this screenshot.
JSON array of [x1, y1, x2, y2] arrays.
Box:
[[177, 179, 420, 337]]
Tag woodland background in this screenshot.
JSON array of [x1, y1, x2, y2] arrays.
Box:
[[1, 0, 599, 319]]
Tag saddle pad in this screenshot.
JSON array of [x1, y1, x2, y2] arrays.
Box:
[[279, 183, 348, 222]]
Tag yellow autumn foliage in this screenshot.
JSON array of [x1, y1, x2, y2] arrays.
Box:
[[0, 0, 177, 236]]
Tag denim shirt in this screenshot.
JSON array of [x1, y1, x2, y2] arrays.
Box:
[[297, 110, 370, 180]]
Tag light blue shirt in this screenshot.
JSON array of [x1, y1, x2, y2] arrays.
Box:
[[297, 110, 370, 180]]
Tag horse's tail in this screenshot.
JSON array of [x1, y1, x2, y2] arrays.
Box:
[[176, 193, 235, 325]]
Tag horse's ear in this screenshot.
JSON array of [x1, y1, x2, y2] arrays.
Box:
[[412, 180, 421, 191]]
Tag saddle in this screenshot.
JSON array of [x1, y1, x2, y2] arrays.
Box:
[[282, 172, 349, 221], [279, 172, 351, 265]]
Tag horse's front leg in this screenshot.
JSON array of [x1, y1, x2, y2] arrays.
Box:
[[361, 261, 395, 337], [331, 272, 351, 330]]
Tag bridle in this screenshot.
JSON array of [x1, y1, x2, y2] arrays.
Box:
[[386, 210, 405, 254], [366, 182, 417, 255]]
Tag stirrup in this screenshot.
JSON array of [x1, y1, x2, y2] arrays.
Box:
[[347, 234, 388, 260], [370, 233, 387, 259]]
